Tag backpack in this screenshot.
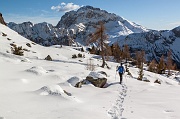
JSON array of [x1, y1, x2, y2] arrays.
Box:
[[118, 66, 124, 73]]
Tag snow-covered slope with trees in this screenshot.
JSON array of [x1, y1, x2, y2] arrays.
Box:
[[1, 22, 180, 119], [6, 6, 180, 68], [116, 27, 180, 68]]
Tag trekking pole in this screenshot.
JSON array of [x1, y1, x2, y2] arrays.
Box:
[[126, 73, 127, 83]]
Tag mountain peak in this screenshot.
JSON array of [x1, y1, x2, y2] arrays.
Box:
[[56, 5, 148, 37]]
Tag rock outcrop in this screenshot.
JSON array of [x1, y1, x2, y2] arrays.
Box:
[[86, 71, 107, 88], [0, 13, 6, 25]]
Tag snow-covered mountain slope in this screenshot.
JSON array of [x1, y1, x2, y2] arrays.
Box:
[[8, 21, 65, 46], [1, 23, 180, 119], [116, 27, 180, 68]]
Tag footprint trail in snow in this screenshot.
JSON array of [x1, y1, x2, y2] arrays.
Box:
[[108, 83, 127, 119]]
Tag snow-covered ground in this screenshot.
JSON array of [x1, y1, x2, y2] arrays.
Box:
[[0, 23, 180, 119]]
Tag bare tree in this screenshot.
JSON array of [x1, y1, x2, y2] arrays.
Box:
[[88, 22, 109, 68]]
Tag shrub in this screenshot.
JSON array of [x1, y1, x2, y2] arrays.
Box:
[[32, 42, 36, 45], [81, 47, 84, 52], [10, 43, 16, 47], [26, 43, 31, 47], [7, 38, 11, 40], [11, 45, 24, 56], [78, 53, 82, 58], [2, 32, 7, 37], [23, 48, 30, 52], [72, 54, 77, 58]]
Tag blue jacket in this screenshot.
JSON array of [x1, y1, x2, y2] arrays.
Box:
[[117, 66, 125, 74]]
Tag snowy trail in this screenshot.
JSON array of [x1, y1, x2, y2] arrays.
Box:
[[108, 83, 128, 119]]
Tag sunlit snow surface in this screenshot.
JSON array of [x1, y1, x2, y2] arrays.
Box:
[[0, 24, 180, 119]]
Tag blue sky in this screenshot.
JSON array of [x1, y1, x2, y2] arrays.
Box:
[[0, 0, 180, 30]]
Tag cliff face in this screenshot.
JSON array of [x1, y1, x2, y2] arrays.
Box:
[[0, 13, 6, 25]]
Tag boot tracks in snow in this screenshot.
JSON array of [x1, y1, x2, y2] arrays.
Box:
[[108, 83, 127, 119]]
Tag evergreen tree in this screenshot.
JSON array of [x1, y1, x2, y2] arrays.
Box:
[[136, 51, 145, 81], [148, 59, 157, 73], [137, 63, 144, 81], [135, 50, 145, 68], [88, 21, 109, 68], [167, 51, 173, 76], [157, 55, 166, 74], [123, 45, 130, 71], [113, 43, 122, 62]]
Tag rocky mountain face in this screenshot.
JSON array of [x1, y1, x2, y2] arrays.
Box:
[[8, 22, 70, 46], [56, 6, 148, 42], [117, 27, 180, 68], [8, 6, 148, 46], [0, 13, 6, 25]]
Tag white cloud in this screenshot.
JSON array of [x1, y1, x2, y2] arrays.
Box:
[[51, 2, 81, 12]]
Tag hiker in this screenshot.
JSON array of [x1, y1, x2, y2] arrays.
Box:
[[117, 63, 125, 84]]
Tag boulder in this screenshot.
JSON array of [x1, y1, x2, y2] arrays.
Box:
[[67, 76, 80, 86], [75, 80, 87, 88], [86, 71, 107, 88]]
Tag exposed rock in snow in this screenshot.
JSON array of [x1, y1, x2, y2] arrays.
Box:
[[0, 13, 6, 25], [25, 66, 48, 75], [39, 85, 64, 96], [86, 71, 107, 88], [67, 76, 81, 86]]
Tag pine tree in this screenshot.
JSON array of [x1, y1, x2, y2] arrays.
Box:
[[148, 59, 157, 73], [90, 45, 96, 54], [104, 44, 112, 61], [123, 45, 130, 61], [113, 43, 122, 62], [167, 51, 173, 76], [123, 45, 130, 71], [137, 51, 145, 81], [157, 55, 166, 74], [88, 21, 109, 68], [135, 50, 145, 68], [137, 63, 144, 81]]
